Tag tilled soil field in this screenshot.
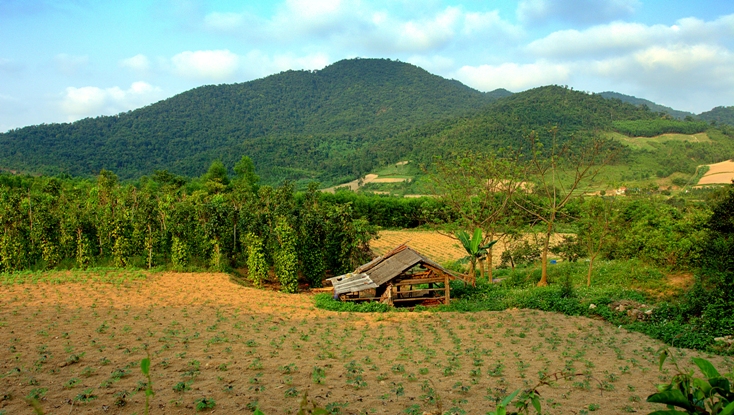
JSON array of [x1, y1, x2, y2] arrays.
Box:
[[1, 272, 730, 414]]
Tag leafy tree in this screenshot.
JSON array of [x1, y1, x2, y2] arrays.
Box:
[[429, 152, 522, 282], [516, 128, 612, 286], [274, 217, 299, 293], [297, 183, 328, 288], [245, 233, 268, 288], [577, 197, 615, 286]]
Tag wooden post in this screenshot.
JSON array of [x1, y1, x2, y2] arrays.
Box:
[[444, 273, 450, 305]]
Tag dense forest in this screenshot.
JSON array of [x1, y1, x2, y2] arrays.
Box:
[[0, 59, 507, 185], [698, 106, 734, 126], [3, 58, 731, 190], [599, 91, 694, 119]]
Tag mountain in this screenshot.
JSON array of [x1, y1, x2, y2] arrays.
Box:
[[2, 58, 731, 188], [698, 106, 734, 126], [599, 91, 694, 119], [0, 58, 498, 185], [373, 85, 658, 163]]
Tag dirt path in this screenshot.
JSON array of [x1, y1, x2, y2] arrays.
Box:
[[1, 273, 731, 415]]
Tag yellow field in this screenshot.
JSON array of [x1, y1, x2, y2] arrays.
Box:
[[371, 229, 567, 266], [698, 159, 734, 185]]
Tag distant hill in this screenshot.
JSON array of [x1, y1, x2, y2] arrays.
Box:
[[484, 88, 513, 100], [0, 58, 499, 184], [698, 106, 734, 126], [373, 85, 658, 163], [1, 59, 732, 188], [599, 91, 694, 119]]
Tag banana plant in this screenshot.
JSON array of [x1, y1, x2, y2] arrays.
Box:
[[456, 228, 497, 286]]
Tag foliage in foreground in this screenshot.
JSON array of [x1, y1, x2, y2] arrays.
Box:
[[647, 348, 734, 414]]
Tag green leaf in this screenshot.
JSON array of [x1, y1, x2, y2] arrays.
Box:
[[692, 357, 721, 379], [691, 378, 712, 397], [311, 409, 330, 415], [470, 228, 483, 251], [531, 395, 541, 413], [709, 377, 731, 394], [647, 390, 695, 411], [480, 240, 498, 250], [254, 409, 265, 415], [646, 411, 689, 415], [720, 401, 734, 415], [141, 357, 151, 376], [500, 388, 521, 407]]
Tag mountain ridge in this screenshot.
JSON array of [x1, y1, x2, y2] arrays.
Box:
[[1, 58, 732, 187], [0, 58, 501, 184]]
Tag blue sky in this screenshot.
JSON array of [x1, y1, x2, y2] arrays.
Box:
[[1, 0, 733, 132]]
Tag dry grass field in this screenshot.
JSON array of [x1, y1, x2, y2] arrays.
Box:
[[372, 229, 567, 266], [698, 159, 734, 185], [2, 272, 730, 415]]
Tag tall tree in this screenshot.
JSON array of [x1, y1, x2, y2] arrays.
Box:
[[429, 152, 522, 282], [578, 197, 615, 287], [517, 128, 612, 286]]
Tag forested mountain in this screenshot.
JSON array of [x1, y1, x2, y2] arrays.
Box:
[[0, 58, 499, 185], [599, 91, 694, 119], [1, 57, 731, 187], [698, 106, 734, 126], [372, 85, 658, 163]]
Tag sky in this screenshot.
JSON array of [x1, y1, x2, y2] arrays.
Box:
[[1, 0, 733, 132]]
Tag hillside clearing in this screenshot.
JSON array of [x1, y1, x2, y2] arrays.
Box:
[[1, 272, 730, 415], [697, 159, 734, 185], [606, 131, 711, 151]]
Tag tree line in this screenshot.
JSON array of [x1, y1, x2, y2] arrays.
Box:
[[0, 157, 379, 292]]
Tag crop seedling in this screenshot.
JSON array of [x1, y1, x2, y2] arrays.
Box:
[[173, 381, 191, 393], [195, 397, 216, 411], [63, 377, 81, 388], [73, 388, 97, 404]]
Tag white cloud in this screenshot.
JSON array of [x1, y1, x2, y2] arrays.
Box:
[[166, 49, 330, 82], [202, 3, 522, 55], [240, 50, 330, 79], [54, 53, 88, 76], [171, 50, 240, 81], [406, 55, 455, 73], [120, 54, 150, 72], [455, 61, 571, 91], [518, 0, 639, 26], [60, 81, 163, 121], [590, 44, 734, 89], [527, 14, 734, 59]]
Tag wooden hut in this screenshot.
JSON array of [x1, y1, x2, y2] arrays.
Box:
[[327, 244, 462, 306]]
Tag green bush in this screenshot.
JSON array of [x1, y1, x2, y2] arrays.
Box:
[[313, 293, 393, 313]]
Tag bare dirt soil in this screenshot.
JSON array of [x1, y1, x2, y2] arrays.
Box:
[[698, 160, 734, 185], [1, 272, 731, 415]]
